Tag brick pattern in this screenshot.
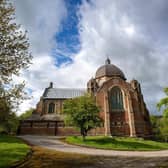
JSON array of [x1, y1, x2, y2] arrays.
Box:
[[42, 99, 64, 115], [20, 72, 152, 137], [19, 120, 105, 136], [93, 77, 152, 137]]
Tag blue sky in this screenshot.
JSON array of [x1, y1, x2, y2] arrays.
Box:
[[54, 0, 82, 66], [12, 0, 168, 115]]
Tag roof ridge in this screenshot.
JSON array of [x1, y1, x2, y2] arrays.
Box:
[[43, 87, 86, 99]]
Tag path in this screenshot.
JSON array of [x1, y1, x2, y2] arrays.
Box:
[[19, 135, 168, 157]]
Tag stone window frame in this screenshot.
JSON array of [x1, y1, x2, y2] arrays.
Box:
[[109, 86, 124, 111], [48, 102, 55, 114]]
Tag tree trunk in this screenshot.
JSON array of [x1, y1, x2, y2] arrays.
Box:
[[81, 127, 87, 141]]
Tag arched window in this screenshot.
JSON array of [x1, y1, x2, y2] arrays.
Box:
[[48, 103, 55, 113], [109, 86, 124, 110]]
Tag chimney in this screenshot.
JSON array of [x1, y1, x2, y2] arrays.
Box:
[[49, 82, 53, 88]]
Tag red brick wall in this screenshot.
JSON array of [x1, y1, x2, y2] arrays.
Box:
[[19, 121, 105, 136], [95, 77, 152, 137], [24, 77, 152, 138]]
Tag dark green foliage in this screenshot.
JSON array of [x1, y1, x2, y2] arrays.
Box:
[[66, 136, 168, 151], [156, 87, 168, 142], [0, 97, 19, 134], [157, 88, 168, 116], [150, 115, 162, 140], [159, 117, 168, 142], [0, 135, 30, 168], [63, 94, 102, 140], [0, 90, 20, 134], [19, 108, 34, 120]]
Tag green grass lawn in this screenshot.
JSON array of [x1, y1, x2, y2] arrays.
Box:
[[0, 135, 30, 168], [66, 136, 168, 151]]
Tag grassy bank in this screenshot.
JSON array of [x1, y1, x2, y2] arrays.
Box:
[[66, 136, 168, 151], [0, 135, 30, 168]]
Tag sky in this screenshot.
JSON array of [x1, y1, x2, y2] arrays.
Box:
[[11, 0, 168, 115]]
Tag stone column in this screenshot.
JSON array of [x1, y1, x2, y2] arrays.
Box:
[[42, 99, 45, 115], [127, 93, 136, 137], [104, 91, 111, 136]]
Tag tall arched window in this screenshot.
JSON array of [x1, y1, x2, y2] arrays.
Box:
[[109, 86, 124, 110], [48, 103, 55, 113]]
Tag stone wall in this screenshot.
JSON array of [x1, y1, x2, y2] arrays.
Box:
[[18, 120, 105, 136]]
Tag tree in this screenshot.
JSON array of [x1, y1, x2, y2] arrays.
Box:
[[0, 0, 32, 133], [0, 0, 32, 84], [150, 115, 162, 140], [0, 84, 25, 134], [0, 0, 32, 104], [159, 118, 168, 142], [0, 96, 19, 134], [157, 87, 168, 142], [19, 108, 34, 120], [63, 94, 102, 140]]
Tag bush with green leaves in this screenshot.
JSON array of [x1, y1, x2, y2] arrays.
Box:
[[63, 94, 102, 140], [157, 87, 168, 142]]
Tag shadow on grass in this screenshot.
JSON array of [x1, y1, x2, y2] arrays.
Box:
[[0, 135, 22, 144]]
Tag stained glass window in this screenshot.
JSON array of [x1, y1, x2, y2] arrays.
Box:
[[109, 86, 124, 110]]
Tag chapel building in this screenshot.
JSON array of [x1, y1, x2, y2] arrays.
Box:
[[19, 58, 152, 137], [87, 58, 151, 137]]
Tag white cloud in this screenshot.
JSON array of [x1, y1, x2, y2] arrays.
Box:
[[11, 0, 168, 115], [123, 25, 135, 36], [10, 0, 67, 114], [12, 0, 67, 54], [74, 0, 168, 114]]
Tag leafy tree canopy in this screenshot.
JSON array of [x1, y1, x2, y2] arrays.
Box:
[[0, 0, 32, 108], [157, 87, 168, 141], [0, 0, 32, 133], [157, 87, 168, 118], [63, 94, 102, 140], [19, 108, 34, 120], [0, 0, 32, 106], [0, 0, 32, 84]]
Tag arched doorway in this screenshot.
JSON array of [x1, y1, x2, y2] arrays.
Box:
[[108, 86, 126, 136]]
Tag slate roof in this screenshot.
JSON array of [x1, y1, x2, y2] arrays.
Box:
[[43, 88, 86, 99], [25, 113, 41, 120]]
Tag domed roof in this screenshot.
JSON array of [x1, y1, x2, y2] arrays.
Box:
[[95, 58, 126, 80]]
